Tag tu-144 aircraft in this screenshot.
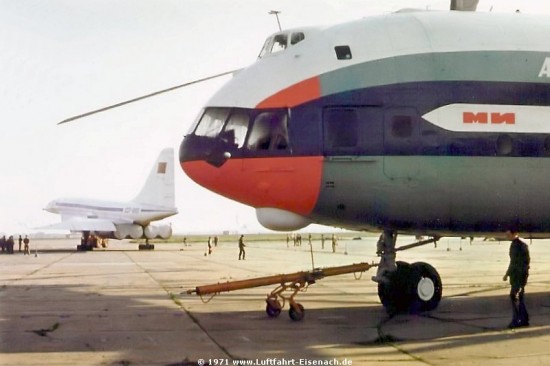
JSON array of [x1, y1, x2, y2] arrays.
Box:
[[44, 148, 178, 251], [60, 0, 550, 317]]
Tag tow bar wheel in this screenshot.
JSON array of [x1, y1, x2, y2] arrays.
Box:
[[289, 303, 305, 321], [265, 298, 282, 318]]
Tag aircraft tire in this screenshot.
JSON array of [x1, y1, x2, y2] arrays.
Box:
[[289, 303, 305, 321], [409, 262, 442, 313], [377, 261, 413, 315], [138, 244, 155, 250], [266, 302, 282, 318]]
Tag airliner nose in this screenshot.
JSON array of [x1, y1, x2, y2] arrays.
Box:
[[44, 200, 57, 213]]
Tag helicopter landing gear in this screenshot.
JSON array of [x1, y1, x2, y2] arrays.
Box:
[[373, 231, 442, 315]]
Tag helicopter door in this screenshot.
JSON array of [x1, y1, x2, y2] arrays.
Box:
[[322, 107, 383, 156], [383, 108, 421, 180]]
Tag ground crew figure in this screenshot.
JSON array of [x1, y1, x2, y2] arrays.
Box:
[[503, 229, 530, 328], [331, 234, 337, 253], [7, 236, 14, 254], [23, 235, 30, 255], [18, 235, 22, 252], [207, 237, 212, 255], [214, 236, 218, 247], [238, 235, 246, 260], [0, 235, 5, 253]]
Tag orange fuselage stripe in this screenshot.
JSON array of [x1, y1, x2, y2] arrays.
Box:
[[256, 77, 321, 109], [181, 156, 323, 215]]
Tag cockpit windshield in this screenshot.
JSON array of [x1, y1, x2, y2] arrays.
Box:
[[194, 108, 229, 138], [258, 31, 305, 58], [191, 107, 291, 155]]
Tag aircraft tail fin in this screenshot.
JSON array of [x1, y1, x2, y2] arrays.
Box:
[[132, 148, 176, 208]]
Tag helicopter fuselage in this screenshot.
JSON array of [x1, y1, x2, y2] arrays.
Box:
[[180, 10, 550, 237]]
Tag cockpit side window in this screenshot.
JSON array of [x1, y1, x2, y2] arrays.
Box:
[[271, 34, 288, 53], [291, 32, 305, 45], [259, 32, 305, 58], [246, 111, 289, 151], [194, 108, 230, 138], [221, 110, 250, 148]]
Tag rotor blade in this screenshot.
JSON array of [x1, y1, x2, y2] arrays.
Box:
[[58, 69, 240, 125], [450, 0, 479, 11]]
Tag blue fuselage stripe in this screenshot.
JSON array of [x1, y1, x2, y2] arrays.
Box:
[[289, 80, 550, 158]]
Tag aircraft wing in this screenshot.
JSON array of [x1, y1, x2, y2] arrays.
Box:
[[41, 217, 117, 232]]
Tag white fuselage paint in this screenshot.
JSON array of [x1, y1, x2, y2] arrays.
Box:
[[44, 197, 177, 226], [422, 104, 550, 133]]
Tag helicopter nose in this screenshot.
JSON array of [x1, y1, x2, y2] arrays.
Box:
[[179, 130, 234, 168], [179, 134, 208, 164], [180, 145, 324, 217]]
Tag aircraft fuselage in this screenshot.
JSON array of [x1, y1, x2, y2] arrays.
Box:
[[180, 10, 550, 237]]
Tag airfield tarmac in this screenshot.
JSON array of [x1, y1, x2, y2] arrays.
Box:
[[1, 235, 550, 366]]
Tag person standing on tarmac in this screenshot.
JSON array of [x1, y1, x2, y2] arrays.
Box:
[[23, 235, 30, 255], [503, 229, 530, 328], [238, 235, 246, 260], [7, 236, 14, 254]]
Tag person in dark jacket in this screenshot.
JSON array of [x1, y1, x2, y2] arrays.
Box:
[[503, 229, 530, 328], [238, 235, 246, 260]]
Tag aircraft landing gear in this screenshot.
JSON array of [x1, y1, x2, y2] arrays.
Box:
[[138, 238, 155, 250], [77, 231, 95, 251], [373, 231, 442, 315]]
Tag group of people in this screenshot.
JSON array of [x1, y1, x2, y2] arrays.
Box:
[[80, 234, 108, 249], [0, 235, 30, 255], [286, 233, 339, 252], [206, 236, 219, 255]]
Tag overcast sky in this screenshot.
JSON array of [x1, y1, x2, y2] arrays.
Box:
[[1, 0, 549, 235]]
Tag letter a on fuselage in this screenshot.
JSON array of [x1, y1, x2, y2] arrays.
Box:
[[539, 57, 550, 78]]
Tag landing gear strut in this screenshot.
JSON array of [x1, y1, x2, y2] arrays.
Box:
[[373, 231, 442, 315]]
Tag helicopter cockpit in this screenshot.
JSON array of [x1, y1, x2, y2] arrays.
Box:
[[258, 31, 305, 58], [181, 107, 291, 167]]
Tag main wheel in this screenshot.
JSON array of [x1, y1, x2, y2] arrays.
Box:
[[377, 261, 413, 315], [409, 262, 442, 312]]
